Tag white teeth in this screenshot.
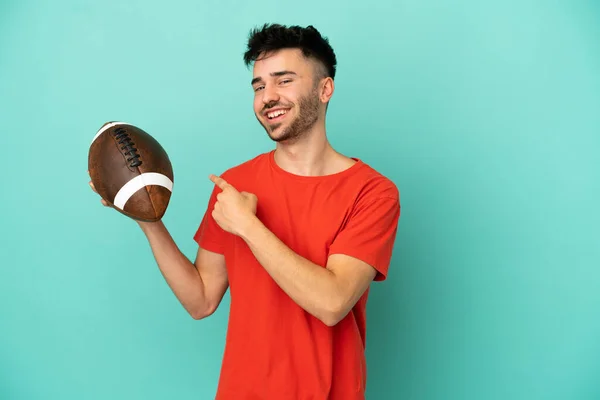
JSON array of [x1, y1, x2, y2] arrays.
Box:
[[267, 109, 287, 119]]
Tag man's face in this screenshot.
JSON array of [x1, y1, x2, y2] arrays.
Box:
[[251, 48, 323, 143]]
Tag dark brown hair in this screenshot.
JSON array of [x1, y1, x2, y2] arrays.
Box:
[[243, 23, 337, 80]]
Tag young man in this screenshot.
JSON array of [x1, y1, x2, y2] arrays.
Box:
[[91, 24, 400, 400]]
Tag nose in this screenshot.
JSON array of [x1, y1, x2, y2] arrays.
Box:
[[261, 84, 279, 106]]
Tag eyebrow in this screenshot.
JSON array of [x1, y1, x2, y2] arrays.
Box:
[[251, 70, 297, 85]]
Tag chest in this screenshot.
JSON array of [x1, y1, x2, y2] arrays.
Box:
[[250, 182, 358, 264]]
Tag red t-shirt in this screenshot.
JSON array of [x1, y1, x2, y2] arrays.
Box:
[[194, 150, 400, 400]]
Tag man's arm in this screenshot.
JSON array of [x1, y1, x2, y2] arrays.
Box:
[[138, 221, 229, 320], [239, 219, 376, 326], [89, 177, 229, 319], [208, 173, 400, 327]]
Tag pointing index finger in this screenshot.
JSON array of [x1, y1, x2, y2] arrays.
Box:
[[209, 174, 230, 190]]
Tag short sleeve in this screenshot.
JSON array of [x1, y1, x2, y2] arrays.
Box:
[[193, 184, 229, 254], [328, 195, 401, 281]]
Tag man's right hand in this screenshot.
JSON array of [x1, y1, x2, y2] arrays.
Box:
[[87, 171, 228, 319], [89, 180, 110, 207], [88, 171, 159, 230], [88, 171, 110, 207]]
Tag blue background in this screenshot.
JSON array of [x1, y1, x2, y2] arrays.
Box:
[[1, 0, 599, 399]]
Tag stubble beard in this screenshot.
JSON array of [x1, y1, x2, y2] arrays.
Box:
[[258, 88, 321, 144]]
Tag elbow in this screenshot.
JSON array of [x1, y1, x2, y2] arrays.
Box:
[[190, 310, 209, 320], [189, 303, 218, 320], [321, 312, 344, 327], [319, 298, 349, 327]]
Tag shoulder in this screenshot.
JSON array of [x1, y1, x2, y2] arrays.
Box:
[[352, 160, 400, 203]]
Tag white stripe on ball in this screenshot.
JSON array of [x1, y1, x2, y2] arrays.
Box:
[[113, 172, 174, 210], [91, 121, 134, 146]]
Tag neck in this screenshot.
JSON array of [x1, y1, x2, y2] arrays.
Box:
[[273, 124, 355, 176]]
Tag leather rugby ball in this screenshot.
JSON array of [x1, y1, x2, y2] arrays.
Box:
[[88, 121, 174, 222]]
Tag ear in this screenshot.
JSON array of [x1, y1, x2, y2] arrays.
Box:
[[319, 77, 334, 104]]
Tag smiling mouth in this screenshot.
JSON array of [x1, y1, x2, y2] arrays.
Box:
[[266, 108, 290, 120]]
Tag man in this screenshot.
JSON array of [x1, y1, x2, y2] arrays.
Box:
[[90, 23, 400, 400]]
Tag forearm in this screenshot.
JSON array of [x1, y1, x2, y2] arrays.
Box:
[[239, 218, 343, 325], [137, 221, 209, 318]]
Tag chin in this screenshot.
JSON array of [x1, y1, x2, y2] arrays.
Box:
[[258, 113, 300, 143], [269, 128, 302, 144], [266, 127, 286, 142], [262, 119, 286, 138]]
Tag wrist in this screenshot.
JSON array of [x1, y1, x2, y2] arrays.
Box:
[[238, 215, 262, 243], [137, 219, 164, 233]]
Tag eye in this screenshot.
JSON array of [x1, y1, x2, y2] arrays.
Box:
[[253, 85, 264, 92], [279, 79, 292, 85]]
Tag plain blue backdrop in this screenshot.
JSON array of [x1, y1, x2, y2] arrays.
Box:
[[1, 0, 599, 399]]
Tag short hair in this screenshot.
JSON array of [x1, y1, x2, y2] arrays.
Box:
[[243, 23, 337, 80]]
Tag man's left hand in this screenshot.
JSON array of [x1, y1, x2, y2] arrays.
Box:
[[209, 174, 258, 236]]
